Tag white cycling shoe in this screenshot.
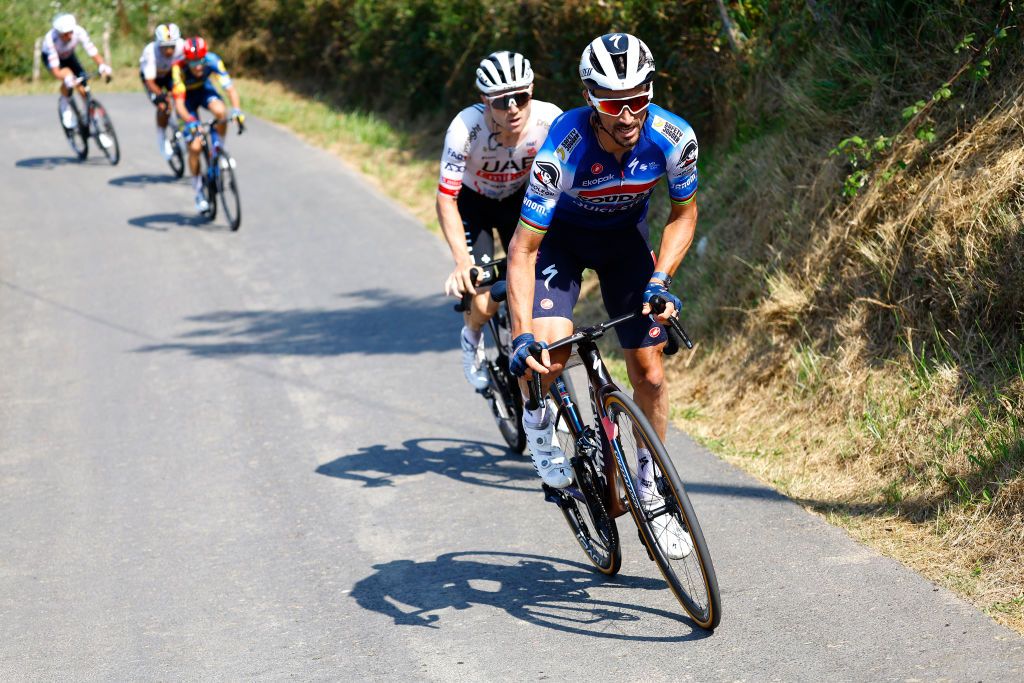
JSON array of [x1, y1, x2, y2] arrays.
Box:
[[460, 327, 489, 391], [524, 417, 573, 488], [160, 138, 174, 160], [194, 191, 210, 214], [638, 480, 693, 560], [61, 108, 77, 129]]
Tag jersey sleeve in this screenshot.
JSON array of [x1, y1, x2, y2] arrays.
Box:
[[77, 27, 99, 58], [518, 118, 576, 235], [170, 63, 186, 99], [654, 113, 699, 205], [209, 54, 232, 88], [41, 32, 59, 69], [140, 44, 156, 80], [437, 112, 471, 198]]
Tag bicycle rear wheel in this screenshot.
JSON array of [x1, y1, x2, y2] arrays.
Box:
[[89, 99, 120, 165], [604, 390, 721, 629], [552, 405, 621, 575], [59, 98, 87, 160], [215, 150, 241, 231], [197, 141, 217, 221]]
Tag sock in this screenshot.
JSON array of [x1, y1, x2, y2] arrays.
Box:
[[192, 175, 203, 192], [461, 325, 482, 347], [157, 126, 166, 144], [59, 95, 69, 110], [637, 447, 654, 489], [523, 400, 548, 428]]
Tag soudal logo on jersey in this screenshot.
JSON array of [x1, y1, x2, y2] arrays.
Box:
[[578, 178, 659, 204]]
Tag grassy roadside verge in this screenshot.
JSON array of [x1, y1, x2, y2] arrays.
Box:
[[4, 73, 1020, 633]]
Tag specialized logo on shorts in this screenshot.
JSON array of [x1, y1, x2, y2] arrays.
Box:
[[540, 298, 554, 310], [651, 115, 683, 145], [649, 327, 662, 338], [542, 264, 558, 290], [533, 161, 561, 193], [555, 128, 582, 161], [591, 162, 603, 174]]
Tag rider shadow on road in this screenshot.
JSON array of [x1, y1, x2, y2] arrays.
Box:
[[135, 289, 454, 356], [109, 173, 182, 188], [350, 550, 710, 640], [316, 438, 535, 492], [15, 156, 105, 170], [127, 212, 219, 232]]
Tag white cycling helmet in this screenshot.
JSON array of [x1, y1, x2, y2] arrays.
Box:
[[475, 51, 534, 95], [53, 14, 77, 34], [154, 23, 181, 47], [579, 33, 655, 91]]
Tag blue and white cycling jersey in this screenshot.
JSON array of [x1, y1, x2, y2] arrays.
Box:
[[518, 104, 698, 234]]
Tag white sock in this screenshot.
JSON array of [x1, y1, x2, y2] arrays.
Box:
[[638, 447, 655, 484], [157, 127, 166, 144], [461, 325, 482, 346], [523, 400, 548, 428], [192, 175, 203, 192], [59, 95, 69, 110]]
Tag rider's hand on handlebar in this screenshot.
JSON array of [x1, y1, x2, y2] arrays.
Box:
[[444, 261, 479, 298], [98, 63, 113, 80], [231, 108, 246, 128], [642, 279, 682, 323], [183, 119, 200, 140], [63, 74, 77, 89], [510, 333, 551, 378]]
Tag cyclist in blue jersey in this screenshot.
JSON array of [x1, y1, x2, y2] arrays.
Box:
[[506, 34, 698, 556]]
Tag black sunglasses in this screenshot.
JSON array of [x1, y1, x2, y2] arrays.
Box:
[[487, 90, 531, 111]]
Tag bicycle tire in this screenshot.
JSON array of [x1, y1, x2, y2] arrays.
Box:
[[167, 131, 185, 178], [216, 150, 242, 231], [486, 361, 526, 453], [603, 390, 721, 629], [198, 141, 217, 221], [59, 98, 88, 160], [553, 406, 622, 575], [89, 99, 120, 165]]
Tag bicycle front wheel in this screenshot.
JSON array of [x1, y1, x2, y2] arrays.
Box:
[[89, 99, 120, 165], [553, 404, 621, 576], [215, 150, 241, 231], [604, 391, 721, 629], [486, 360, 525, 453], [168, 131, 185, 178], [59, 98, 87, 160]]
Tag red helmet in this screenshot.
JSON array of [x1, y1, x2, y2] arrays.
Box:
[[183, 37, 207, 61]]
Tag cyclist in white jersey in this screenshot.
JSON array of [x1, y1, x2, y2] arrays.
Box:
[[42, 14, 112, 130], [438, 50, 562, 389], [139, 23, 185, 160]]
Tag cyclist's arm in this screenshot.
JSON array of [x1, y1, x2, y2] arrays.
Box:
[[507, 225, 544, 339], [436, 113, 476, 293], [77, 28, 103, 67], [436, 194, 471, 267], [223, 83, 241, 110], [653, 199, 698, 283], [170, 64, 193, 121]]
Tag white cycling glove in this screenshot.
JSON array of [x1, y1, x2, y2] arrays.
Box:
[[98, 63, 113, 77], [63, 74, 77, 89]]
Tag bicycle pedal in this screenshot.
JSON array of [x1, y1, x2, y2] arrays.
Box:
[[541, 484, 567, 508]]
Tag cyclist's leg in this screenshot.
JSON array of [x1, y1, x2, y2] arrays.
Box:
[[205, 91, 227, 137], [592, 225, 668, 439], [184, 94, 204, 175]]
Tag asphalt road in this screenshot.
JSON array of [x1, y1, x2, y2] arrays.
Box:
[[2, 93, 1022, 681]]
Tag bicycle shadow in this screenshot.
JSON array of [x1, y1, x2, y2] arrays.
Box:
[[126, 212, 223, 232], [109, 173, 182, 188], [350, 550, 710, 640], [14, 156, 104, 170], [316, 438, 535, 492]]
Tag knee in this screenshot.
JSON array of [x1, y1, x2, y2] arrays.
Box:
[[629, 362, 665, 395]]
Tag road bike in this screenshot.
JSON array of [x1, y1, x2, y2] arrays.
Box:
[[524, 299, 721, 629], [164, 107, 186, 178], [191, 115, 244, 231], [59, 71, 120, 165], [454, 259, 526, 453]]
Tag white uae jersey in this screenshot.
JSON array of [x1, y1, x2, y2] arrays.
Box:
[[438, 99, 562, 201], [139, 40, 185, 80], [40, 26, 98, 69]]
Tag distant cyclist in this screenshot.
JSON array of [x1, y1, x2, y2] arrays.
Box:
[[171, 37, 245, 213], [42, 14, 113, 130], [507, 34, 698, 557], [438, 50, 561, 389], [139, 23, 184, 161]]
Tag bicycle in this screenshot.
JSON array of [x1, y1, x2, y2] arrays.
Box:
[[524, 298, 721, 629], [164, 106, 186, 178], [190, 115, 244, 231], [453, 259, 526, 453], [59, 71, 120, 165]]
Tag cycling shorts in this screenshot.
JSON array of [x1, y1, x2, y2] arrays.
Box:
[[532, 219, 666, 349], [43, 51, 84, 78], [458, 186, 525, 265], [182, 84, 222, 116], [139, 70, 173, 93]]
